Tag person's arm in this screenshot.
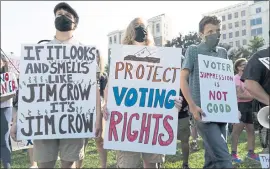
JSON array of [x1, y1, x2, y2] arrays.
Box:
[[236, 86, 253, 100], [180, 70, 196, 107], [245, 80, 269, 106], [241, 52, 269, 106], [95, 84, 102, 137], [180, 46, 196, 107], [10, 106, 18, 141]]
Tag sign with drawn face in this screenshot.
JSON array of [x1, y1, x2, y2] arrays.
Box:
[[103, 44, 182, 155], [17, 44, 97, 140]]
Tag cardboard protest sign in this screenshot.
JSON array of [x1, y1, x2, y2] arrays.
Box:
[[10, 137, 33, 151], [198, 55, 239, 123], [17, 44, 97, 140], [0, 72, 18, 97], [103, 45, 182, 155], [259, 154, 269, 169], [259, 57, 270, 70]]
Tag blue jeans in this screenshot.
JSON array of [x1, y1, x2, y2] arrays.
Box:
[[196, 121, 233, 168], [0, 107, 12, 168]]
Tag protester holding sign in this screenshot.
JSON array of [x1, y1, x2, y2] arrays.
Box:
[[0, 54, 17, 169], [231, 57, 260, 163], [10, 2, 102, 168], [180, 16, 233, 168], [102, 17, 183, 168]]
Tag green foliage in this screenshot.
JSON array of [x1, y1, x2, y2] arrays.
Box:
[[248, 36, 265, 54], [9, 133, 264, 168], [165, 32, 201, 51]]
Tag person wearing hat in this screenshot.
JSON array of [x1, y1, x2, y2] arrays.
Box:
[[10, 2, 102, 168]]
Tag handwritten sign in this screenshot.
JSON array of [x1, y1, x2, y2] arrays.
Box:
[[17, 44, 97, 140], [10, 137, 33, 151], [259, 154, 269, 169], [104, 44, 182, 155], [259, 57, 270, 70], [0, 72, 18, 97], [198, 55, 239, 123]]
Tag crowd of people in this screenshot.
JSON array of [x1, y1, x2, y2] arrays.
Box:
[[0, 2, 269, 169]]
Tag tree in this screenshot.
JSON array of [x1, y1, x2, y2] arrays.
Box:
[[227, 46, 251, 62], [183, 32, 201, 49], [248, 36, 265, 54], [104, 63, 109, 75], [165, 32, 201, 56]]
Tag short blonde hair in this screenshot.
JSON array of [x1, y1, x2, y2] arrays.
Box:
[[122, 17, 155, 46]]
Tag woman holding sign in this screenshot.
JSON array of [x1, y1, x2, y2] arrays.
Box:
[[231, 58, 260, 163], [102, 17, 183, 168], [0, 54, 17, 169]]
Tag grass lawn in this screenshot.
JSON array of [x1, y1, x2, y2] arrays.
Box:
[[10, 132, 264, 168]]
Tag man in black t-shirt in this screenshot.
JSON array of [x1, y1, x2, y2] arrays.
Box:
[[176, 90, 191, 169], [241, 47, 269, 107], [241, 46, 269, 153]]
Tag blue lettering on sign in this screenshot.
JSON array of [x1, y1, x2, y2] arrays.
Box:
[[112, 86, 176, 109]]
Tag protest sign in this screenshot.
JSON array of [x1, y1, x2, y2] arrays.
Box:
[[198, 55, 239, 123], [103, 45, 182, 155], [17, 44, 97, 140], [259, 154, 269, 169], [10, 137, 33, 151], [0, 72, 18, 97]]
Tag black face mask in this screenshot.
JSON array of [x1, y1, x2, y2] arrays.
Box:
[[135, 26, 147, 43], [55, 15, 74, 32]]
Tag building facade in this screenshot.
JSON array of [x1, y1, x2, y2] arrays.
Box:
[[107, 14, 172, 47], [107, 29, 125, 46], [203, 1, 269, 49], [147, 14, 172, 46]]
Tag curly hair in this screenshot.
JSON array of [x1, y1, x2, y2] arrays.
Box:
[[122, 17, 155, 46], [199, 16, 221, 33]]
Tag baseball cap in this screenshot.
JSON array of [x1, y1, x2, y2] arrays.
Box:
[[54, 2, 79, 24]]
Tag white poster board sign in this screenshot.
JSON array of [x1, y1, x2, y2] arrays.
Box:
[[17, 44, 97, 140], [198, 55, 239, 123], [0, 72, 18, 97], [259, 154, 269, 169], [10, 137, 33, 151], [104, 45, 182, 155]]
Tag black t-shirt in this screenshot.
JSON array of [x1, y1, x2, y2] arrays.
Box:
[[178, 89, 189, 119], [241, 47, 270, 107]]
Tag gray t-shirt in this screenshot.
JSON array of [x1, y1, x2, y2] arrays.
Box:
[[182, 42, 228, 107]]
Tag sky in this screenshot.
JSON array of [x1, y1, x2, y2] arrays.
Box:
[[1, 1, 243, 63]]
